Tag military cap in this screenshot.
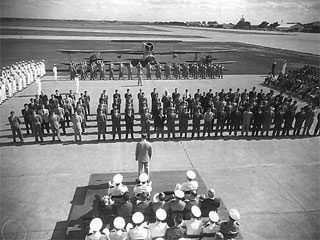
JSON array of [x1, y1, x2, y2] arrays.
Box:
[[174, 190, 184, 199], [187, 170, 196, 180], [139, 173, 149, 182], [156, 209, 167, 221], [114, 216, 125, 229], [191, 206, 201, 218], [229, 208, 240, 221], [209, 211, 219, 222], [132, 212, 144, 224], [89, 217, 103, 232], [113, 174, 123, 184]]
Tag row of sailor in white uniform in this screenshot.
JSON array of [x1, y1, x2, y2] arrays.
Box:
[[0, 60, 46, 104]]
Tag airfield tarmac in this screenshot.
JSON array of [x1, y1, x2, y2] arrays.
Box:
[[0, 20, 320, 240]]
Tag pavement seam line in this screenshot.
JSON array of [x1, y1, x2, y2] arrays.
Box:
[[259, 164, 308, 212], [179, 141, 196, 170]]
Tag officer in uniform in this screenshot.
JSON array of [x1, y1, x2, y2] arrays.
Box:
[[201, 211, 221, 240], [108, 217, 128, 240], [175, 170, 199, 200], [182, 206, 202, 240], [219, 208, 240, 239], [168, 190, 186, 225], [97, 109, 107, 141], [85, 217, 102, 240], [134, 173, 152, 198], [8, 111, 24, 143], [128, 212, 151, 240], [108, 174, 129, 203], [146, 62, 152, 80], [111, 107, 121, 140], [127, 63, 133, 80], [148, 209, 168, 239]]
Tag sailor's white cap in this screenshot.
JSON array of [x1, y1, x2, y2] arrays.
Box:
[[139, 173, 149, 182], [174, 190, 184, 199], [89, 217, 103, 232], [113, 174, 123, 184], [187, 170, 196, 180], [209, 211, 219, 222], [132, 212, 144, 224], [229, 208, 240, 221], [113, 216, 125, 229], [191, 206, 201, 218], [156, 208, 167, 221]]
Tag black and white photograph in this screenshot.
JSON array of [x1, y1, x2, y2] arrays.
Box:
[[0, 0, 319, 239]]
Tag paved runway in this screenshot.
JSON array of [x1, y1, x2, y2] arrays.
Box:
[[1, 75, 319, 239]]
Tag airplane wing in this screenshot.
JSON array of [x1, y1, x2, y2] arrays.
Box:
[[57, 49, 135, 54], [158, 49, 238, 55], [186, 60, 237, 64], [110, 40, 182, 43]]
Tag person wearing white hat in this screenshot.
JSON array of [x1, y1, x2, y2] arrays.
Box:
[[85, 217, 103, 240], [134, 173, 152, 197], [108, 174, 129, 203], [181, 206, 202, 240], [219, 208, 240, 239], [148, 209, 168, 239], [183, 190, 200, 220], [128, 212, 150, 240], [75, 73, 80, 94], [53, 64, 58, 81], [108, 216, 128, 240], [201, 211, 221, 240], [168, 190, 186, 224], [175, 170, 199, 200]]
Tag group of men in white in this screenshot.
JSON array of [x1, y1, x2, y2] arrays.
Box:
[[85, 170, 240, 240], [0, 60, 46, 104]]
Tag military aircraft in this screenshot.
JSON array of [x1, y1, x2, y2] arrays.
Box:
[[57, 40, 237, 67]]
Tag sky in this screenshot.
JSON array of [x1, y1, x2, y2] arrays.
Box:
[[1, 0, 319, 24]]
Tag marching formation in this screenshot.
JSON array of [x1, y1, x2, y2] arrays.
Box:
[[0, 60, 46, 104], [8, 85, 320, 143], [84, 170, 240, 240]]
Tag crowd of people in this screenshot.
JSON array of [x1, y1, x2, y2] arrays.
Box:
[[8, 85, 320, 144], [264, 65, 320, 106], [66, 60, 224, 81], [0, 60, 46, 105], [84, 170, 239, 240]]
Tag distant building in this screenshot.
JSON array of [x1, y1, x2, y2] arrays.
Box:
[[276, 23, 304, 32], [187, 21, 202, 27], [216, 23, 234, 29], [207, 21, 219, 28], [303, 21, 320, 33]]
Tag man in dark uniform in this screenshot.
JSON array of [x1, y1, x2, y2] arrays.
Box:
[[293, 107, 305, 136], [229, 107, 242, 136], [151, 88, 159, 118], [167, 108, 176, 139], [192, 107, 203, 138], [199, 189, 220, 217], [220, 208, 240, 239], [179, 107, 189, 138], [97, 109, 107, 141], [113, 89, 121, 111], [272, 108, 285, 137], [111, 107, 121, 140], [8, 111, 24, 143], [215, 108, 226, 137], [154, 108, 166, 139], [125, 108, 134, 140], [21, 103, 33, 134], [282, 107, 295, 136], [251, 107, 264, 136]]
